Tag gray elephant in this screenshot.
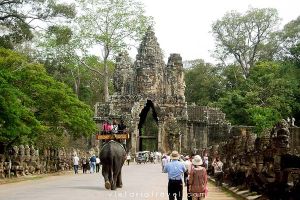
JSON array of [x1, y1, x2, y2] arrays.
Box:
[[100, 140, 126, 190]]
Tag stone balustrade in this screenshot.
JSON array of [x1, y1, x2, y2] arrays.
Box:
[[206, 121, 300, 199], [0, 145, 97, 179]]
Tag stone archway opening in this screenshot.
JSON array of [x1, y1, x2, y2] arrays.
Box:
[[138, 100, 159, 151]]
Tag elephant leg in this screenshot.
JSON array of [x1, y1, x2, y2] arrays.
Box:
[[116, 170, 123, 188], [108, 167, 116, 190], [111, 168, 121, 190], [102, 165, 111, 190]]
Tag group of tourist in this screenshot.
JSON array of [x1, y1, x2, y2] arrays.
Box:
[[102, 119, 127, 134], [72, 154, 101, 174], [162, 151, 223, 200]]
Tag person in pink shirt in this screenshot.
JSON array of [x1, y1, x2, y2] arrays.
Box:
[[102, 120, 112, 134]]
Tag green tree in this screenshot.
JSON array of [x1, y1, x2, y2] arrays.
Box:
[[215, 90, 249, 125], [0, 0, 75, 48], [76, 0, 153, 102], [280, 16, 300, 62], [220, 64, 245, 91], [37, 25, 115, 105], [212, 8, 280, 77], [185, 59, 223, 105], [216, 61, 300, 134], [0, 48, 97, 148], [0, 70, 42, 146]]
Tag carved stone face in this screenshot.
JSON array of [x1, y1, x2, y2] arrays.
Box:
[[13, 146, 19, 155], [19, 145, 25, 156], [274, 128, 290, 149]]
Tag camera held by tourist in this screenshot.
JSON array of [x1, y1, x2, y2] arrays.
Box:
[[212, 156, 223, 186]]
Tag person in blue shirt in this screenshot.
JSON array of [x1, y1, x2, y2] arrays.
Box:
[[164, 150, 187, 200], [89, 154, 97, 173]]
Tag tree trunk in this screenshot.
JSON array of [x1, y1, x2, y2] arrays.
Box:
[[103, 47, 109, 102], [104, 60, 109, 102]]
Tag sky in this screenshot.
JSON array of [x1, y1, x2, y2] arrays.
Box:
[[130, 0, 300, 64]]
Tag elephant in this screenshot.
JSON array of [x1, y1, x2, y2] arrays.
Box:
[[100, 140, 126, 190]]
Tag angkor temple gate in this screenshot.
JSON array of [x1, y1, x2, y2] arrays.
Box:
[[94, 28, 230, 154]]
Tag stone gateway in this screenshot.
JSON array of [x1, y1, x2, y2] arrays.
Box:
[[94, 27, 229, 154]]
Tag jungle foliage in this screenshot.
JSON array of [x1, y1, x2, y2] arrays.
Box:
[[185, 8, 300, 135], [0, 0, 152, 150], [0, 48, 97, 149]]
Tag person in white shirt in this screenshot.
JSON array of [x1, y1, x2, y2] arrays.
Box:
[[161, 155, 169, 172], [72, 154, 80, 174], [126, 154, 131, 165], [112, 119, 119, 134], [212, 156, 224, 186]]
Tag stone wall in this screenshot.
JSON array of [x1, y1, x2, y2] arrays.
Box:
[[186, 105, 230, 152], [207, 122, 300, 199], [0, 145, 97, 179], [290, 127, 300, 154]]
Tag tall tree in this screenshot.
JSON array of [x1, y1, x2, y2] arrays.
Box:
[[215, 61, 299, 134], [0, 0, 75, 48], [212, 8, 280, 77], [184, 59, 223, 105], [0, 48, 97, 148], [76, 0, 153, 102], [280, 16, 300, 62]]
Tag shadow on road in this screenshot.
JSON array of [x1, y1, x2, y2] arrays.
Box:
[[58, 186, 107, 191]]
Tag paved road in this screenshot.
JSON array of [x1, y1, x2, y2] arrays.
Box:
[[0, 163, 237, 200]]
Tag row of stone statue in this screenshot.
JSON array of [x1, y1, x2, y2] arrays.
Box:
[[205, 119, 300, 199], [0, 145, 98, 179]]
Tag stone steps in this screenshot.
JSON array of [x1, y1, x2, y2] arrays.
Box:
[[182, 181, 238, 200], [208, 176, 264, 200]]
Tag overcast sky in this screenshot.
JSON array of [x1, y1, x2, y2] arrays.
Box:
[[132, 0, 300, 63]]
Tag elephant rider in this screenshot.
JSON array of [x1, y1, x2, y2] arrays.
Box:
[[102, 120, 112, 134], [117, 120, 127, 148]]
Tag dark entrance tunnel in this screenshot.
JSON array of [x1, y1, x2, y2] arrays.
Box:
[[138, 100, 159, 151]]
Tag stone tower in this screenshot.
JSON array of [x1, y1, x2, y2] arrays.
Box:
[[94, 28, 229, 154], [135, 27, 165, 97]]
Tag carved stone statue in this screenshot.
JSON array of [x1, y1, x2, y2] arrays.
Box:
[[0, 154, 5, 178]]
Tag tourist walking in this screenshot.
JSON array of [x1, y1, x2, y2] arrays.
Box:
[[161, 155, 168, 172], [163, 151, 187, 200], [82, 157, 87, 173], [96, 156, 100, 173], [184, 154, 194, 200], [188, 155, 208, 200], [72, 154, 79, 174], [126, 153, 131, 165], [212, 156, 223, 186], [90, 154, 96, 173]]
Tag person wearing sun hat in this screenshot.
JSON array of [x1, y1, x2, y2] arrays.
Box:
[[163, 150, 187, 200], [188, 155, 208, 200]]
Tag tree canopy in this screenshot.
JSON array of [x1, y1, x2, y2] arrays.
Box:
[[0, 0, 75, 48], [212, 8, 280, 77], [0, 48, 97, 148], [76, 0, 153, 101]]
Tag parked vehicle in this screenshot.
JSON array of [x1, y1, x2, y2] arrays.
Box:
[[136, 151, 150, 164]]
